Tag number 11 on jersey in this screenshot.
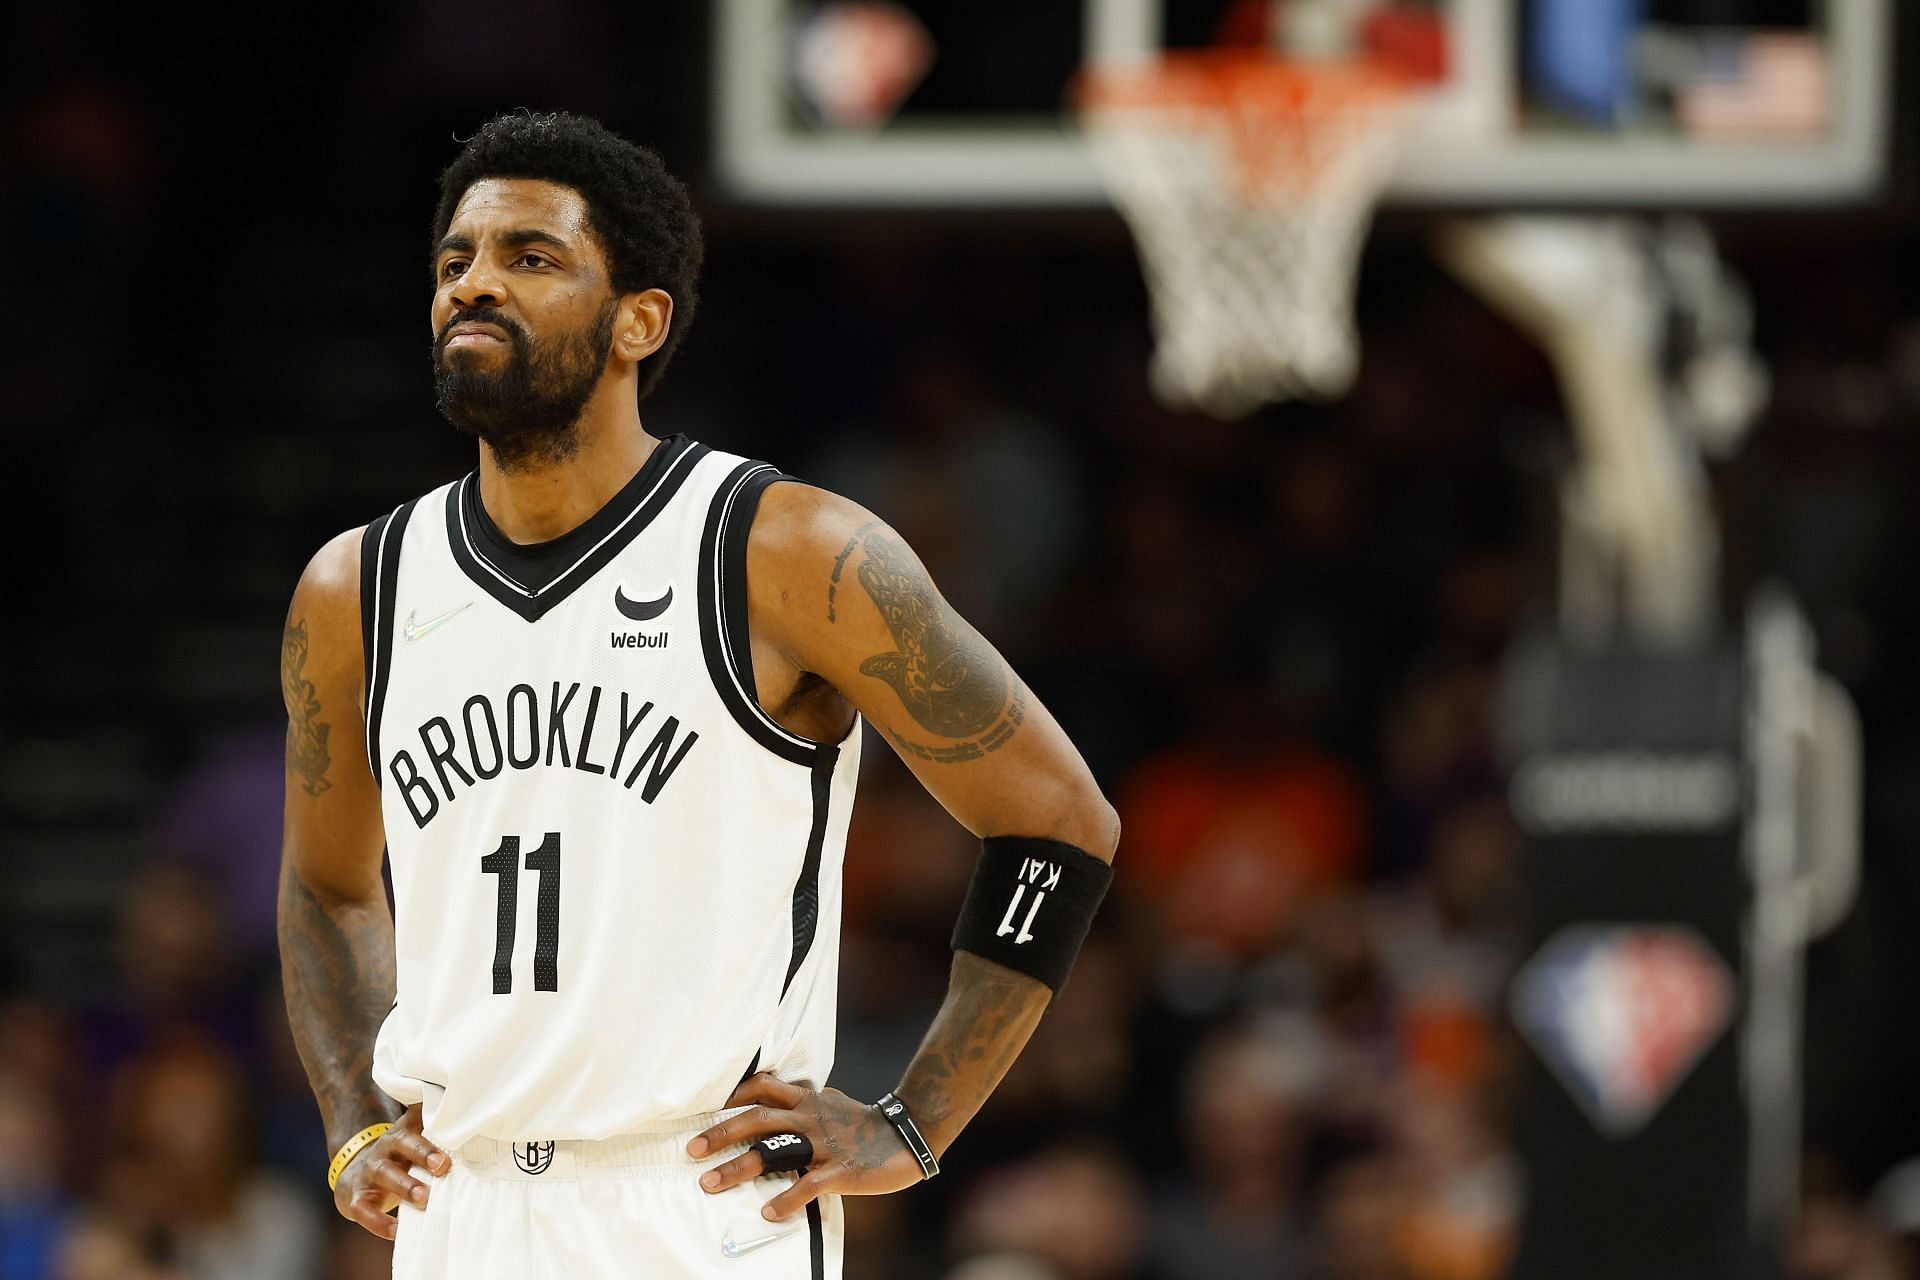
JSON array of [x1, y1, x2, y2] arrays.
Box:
[[481, 832, 561, 994]]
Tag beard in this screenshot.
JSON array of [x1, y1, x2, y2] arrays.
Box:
[[433, 298, 619, 472]]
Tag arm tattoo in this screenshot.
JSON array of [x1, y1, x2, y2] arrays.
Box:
[[825, 520, 877, 624], [850, 529, 1024, 762], [278, 872, 400, 1150], [895, 952, 1050, 1150], [281, 618, 333, 796], [815, 1097, 925, 1176]]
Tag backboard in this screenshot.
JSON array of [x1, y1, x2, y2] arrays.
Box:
[[713, 0, 1892, 207]]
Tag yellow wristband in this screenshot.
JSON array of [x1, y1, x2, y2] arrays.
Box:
[[327, 1122, 394, 1191]]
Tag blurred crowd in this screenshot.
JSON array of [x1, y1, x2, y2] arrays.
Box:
[[7, 243, 1920, 1278], [0, 363, 1542, 1279], [5, 7, 1920, 1276]]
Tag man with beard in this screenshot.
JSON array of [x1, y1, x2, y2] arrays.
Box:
[[276, 112, 1119, 1279]]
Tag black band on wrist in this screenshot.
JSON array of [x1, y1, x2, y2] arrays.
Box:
[[875, 1092, 940, 1180], [950, 835, 1114, 992]]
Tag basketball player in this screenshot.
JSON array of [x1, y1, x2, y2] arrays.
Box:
[[277, 112, 1119, 1278]]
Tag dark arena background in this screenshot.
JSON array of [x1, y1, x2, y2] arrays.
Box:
[[4, 3, 1920, 1278]]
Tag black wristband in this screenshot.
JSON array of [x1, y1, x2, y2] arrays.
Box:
[[950, 836, 1113, 992], [875, 1093, 940, 1180]]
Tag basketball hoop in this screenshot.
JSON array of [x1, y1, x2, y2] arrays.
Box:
[[1078, 52, 1419, 418]]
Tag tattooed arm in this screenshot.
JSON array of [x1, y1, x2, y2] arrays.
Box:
[[279, 529, 448, 1238], [686, 483, 1118, 1221], [751, 489, 1117, 857]]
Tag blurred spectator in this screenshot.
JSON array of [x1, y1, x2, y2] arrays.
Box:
[[112, 866, 241, 1019], [1370, 792, 1519, 1099], [838, 753, 979, 942], [1106, 471, 1226, 681], [0, 1001, 80, 1123], [1385, 1082, 1517, 1280], [1866, 1154, 1920, 1268], [0, 1068, 72, 1280], [946, 1258, 1061, 1280], [1245, 432, 1381, 758], [1150, 1019, 1324, 1279], [842, 1195, 928, 1280], [148, 725, 286, 962], [1320, 1156, 1412, 1280], [80, 864, 259, 1097], [1119, 684, 1368, 962], [806, 348, 1087, 642], [1372, 656, 1501, 879], [48, 1214, 182, 1280], [1295, 892, 1400, 1142], [952, 1143, 1149, 1280], [325, 1220, 394, 1280], [1373, 795, 1519, 1009], [97, 1035, 323, 1280], [1790, 1182, 1914, 1280]]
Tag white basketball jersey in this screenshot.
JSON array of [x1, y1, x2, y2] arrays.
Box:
[[361, 436, 861, 1150]]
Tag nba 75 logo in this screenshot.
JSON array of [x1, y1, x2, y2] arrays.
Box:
[[998, 858, 1061, 946], [512, 1140, 556, 1176], [1511, 924, 1733, 1137]]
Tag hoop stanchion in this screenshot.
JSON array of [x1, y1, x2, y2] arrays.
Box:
[[1078, 53, 1417, 417]]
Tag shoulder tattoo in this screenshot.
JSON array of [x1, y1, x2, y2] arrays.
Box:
[[826, 520, 878, 624]]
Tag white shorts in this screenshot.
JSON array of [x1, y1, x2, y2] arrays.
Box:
[[392, 1113, 843, 1279]]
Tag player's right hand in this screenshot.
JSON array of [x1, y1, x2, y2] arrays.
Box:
[[333, 1104, 450, 1240]]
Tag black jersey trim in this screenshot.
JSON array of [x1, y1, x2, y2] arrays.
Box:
[[446, 435, 707, 622], [807, 1201, 824, 1279], [363, 498, 418, 786], [782, 746, 839, 998], [358, 510, 392, 726], [721, 466, 785, 702], [696, 460, 827, 767], [746, 748, 838, 1101]]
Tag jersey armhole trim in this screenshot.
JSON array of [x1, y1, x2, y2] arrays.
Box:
[[781, 746, 840, 998], [362, 497, 419, 785], [697, 460, 837, 768], [358, 512, 391, 714]]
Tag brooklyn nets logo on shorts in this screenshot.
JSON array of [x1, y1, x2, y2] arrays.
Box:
[[513, 1140, 556, 1175]]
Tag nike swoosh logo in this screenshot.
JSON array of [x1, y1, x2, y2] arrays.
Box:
[[720, 1223, 802, 1259], [614, 584, 673, 621], [403, 601, 474, 643]]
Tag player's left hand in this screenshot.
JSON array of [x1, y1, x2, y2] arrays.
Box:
[[686, 1072, 925, 1220]]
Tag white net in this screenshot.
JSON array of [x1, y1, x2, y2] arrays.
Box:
[[1082, 57, 1414, 418]]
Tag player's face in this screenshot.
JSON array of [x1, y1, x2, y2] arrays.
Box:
[[430, 178, 621, 469]]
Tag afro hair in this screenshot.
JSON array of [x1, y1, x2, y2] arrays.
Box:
[[433, 111, 705, 404]]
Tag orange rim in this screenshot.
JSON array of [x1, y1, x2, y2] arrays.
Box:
[[1076, 52, 1416, 201], [1074, 50, 1413, 115]]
